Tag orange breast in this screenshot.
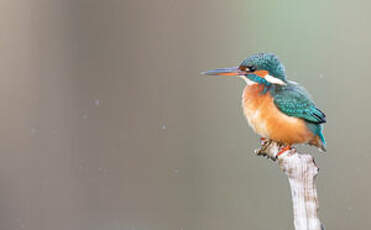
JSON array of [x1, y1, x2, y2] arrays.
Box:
[[242, 85, 315, 145]]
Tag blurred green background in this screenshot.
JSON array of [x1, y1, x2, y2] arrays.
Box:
[[0, 0, 370, 229]]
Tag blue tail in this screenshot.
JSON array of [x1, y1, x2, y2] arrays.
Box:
[[307, 123, 326, 152]]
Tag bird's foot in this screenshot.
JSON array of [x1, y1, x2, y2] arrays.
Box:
[[276, 145, 292, 158]]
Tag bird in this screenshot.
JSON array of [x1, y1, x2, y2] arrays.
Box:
[[202, 53, 326, 156]]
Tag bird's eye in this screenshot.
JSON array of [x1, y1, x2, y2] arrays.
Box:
[[239, 65, 256, 72], [246, 65, 256, 72]]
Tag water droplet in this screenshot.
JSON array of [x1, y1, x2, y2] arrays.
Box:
[[82, 113, 88, 119], [174, 169, 180, 174], [31, 128, 38, 135], [319, 74, 324, 78], [161, 124, 167, 130], [79, 161, 86, 171], [94, 99, 101, 106]]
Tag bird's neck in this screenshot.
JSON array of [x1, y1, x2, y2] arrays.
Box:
[[242, 84, 266, 100]]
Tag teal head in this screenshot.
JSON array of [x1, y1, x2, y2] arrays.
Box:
[[202, 53, 287, 86]]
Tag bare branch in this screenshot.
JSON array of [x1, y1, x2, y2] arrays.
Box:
[[255, 140, 323, 230]]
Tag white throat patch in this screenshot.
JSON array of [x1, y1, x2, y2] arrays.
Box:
[[239, 75, 257, 86]]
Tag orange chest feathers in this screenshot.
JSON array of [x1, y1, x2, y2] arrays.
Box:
[[242, 85, 314, 144]]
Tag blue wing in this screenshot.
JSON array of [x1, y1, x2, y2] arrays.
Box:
[[271, 82, 326, 124]]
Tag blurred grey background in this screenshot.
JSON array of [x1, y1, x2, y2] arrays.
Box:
[[0, 0, 370, 229]]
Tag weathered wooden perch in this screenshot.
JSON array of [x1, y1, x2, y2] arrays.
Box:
[[255, 139, 324, 230]]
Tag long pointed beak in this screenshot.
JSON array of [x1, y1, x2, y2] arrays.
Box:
[[201, 66, 243, 76]]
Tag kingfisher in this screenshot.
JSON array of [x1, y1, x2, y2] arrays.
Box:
[[202, 53, 326, 156]]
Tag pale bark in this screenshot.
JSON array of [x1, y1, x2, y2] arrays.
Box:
[[255, 140, 324, 230]]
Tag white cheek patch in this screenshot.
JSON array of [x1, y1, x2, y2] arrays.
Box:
[[239, 75, 257, 86], [265, 74, 287, 85]]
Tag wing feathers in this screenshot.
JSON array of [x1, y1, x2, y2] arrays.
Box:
[[272, 83, 326, 124]]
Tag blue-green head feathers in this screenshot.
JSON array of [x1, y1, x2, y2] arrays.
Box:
[[240, 53, 286, 81]]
